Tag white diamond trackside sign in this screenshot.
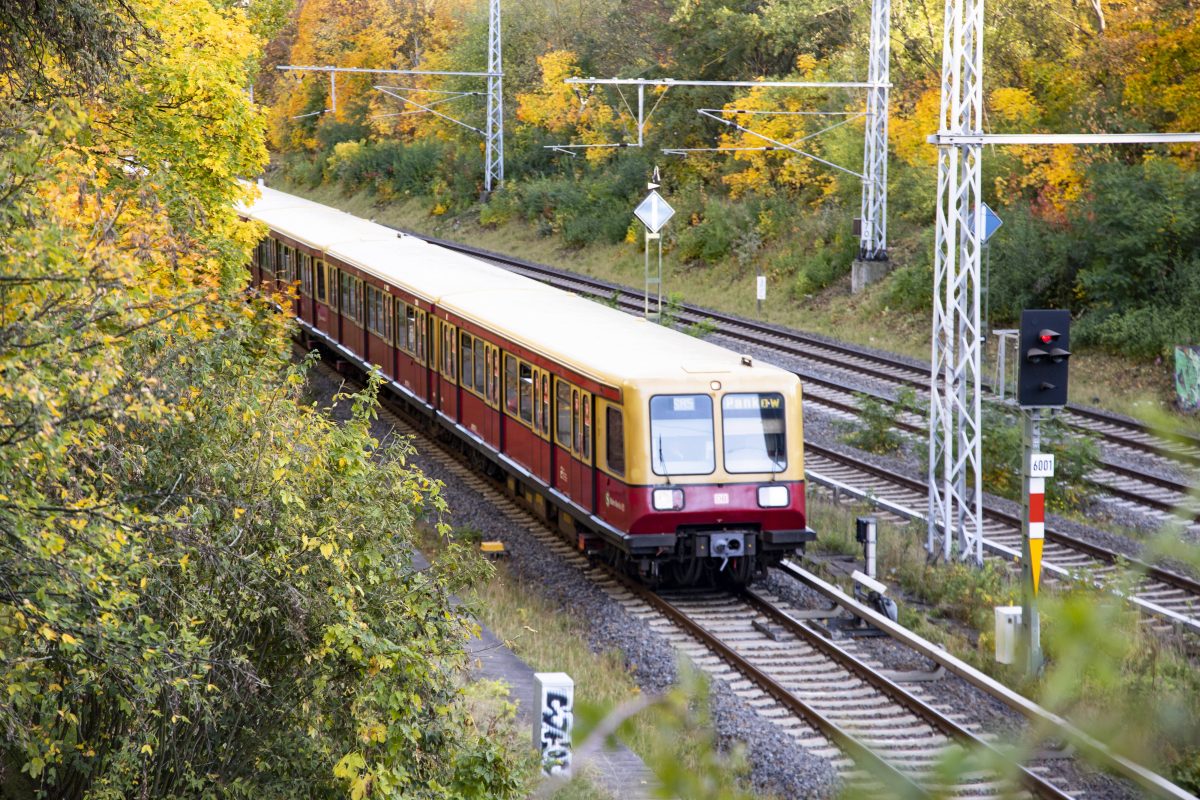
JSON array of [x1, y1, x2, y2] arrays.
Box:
[[634, 190, 675, 233]]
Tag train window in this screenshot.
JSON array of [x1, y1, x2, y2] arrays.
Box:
[[274, 240, 285, 281], [649, 394, 715, 476], [483, 347, 492, 401], [722, 393, 787, 473], [403, 306, 416, 353], [504, 355, 518, 414], [366, 286, 389, 338], [581, 396, 591, 460], [441, 322, 456, 379], [325, 264, 338, 308], [532, 369, 541, 430], [396, 302, 406, 350], [460, 332, 473, 390], [555, 380, 572, 448], [474, 339, 486, 393], [540, 374, 550, 436], [518, 362, 533, 425], [417, 310, 426, 363], [299, 254, 313, 296], [339, 272, 362, 323], [315, 260, 326, 303], [606, 407, 625, 476], [571, 390, 580, 452], [490, 347, 500, 405]]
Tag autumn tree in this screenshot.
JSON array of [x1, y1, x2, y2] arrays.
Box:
[[0, 0, 527, 797]]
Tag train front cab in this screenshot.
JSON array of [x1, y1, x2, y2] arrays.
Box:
[[596, 376, 811, 583]]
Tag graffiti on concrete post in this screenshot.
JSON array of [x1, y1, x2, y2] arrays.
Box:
[[533, 672, 574, 776], [1177, 346, 1200, 413]]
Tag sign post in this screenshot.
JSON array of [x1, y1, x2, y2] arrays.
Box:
[[534, 672, 574, 777], [634, 168, 674, 320], [1015, 308, 1070, 675], [1021, 413, 1050, 674]]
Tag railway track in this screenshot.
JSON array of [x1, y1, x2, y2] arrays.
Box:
[[804, 443, 1200, 635], [309, 351, 1191, 799], [414, 231, 1200, 494], [390, 231, 1200, 627], [799, 376, 1200, 532]]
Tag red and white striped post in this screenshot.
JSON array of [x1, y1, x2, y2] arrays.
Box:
[[1021, 408, 1048, 674]]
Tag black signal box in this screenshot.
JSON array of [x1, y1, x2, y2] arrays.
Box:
[[1017, 309, 1071, 408]]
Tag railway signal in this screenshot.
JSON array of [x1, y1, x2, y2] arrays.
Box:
[[1017, 309, 1071, 408], [1015, 308, 1070, 675]]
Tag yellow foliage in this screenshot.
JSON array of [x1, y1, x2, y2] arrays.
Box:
[[516, 50, 627, 164], [990, 87, 1041, 126], [890, 87, 941, 168], [717, 83, 830, 198]]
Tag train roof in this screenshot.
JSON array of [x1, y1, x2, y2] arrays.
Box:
[[329, 236, 556, 302], [241, 186, 794, 387], [440, 289, 776, 383], [240, 184, 397, 251]]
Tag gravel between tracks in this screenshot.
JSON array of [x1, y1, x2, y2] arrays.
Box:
[[306, 365, 843, 800]]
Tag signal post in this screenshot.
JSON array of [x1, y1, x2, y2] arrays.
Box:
[[1016, 309, 1071, 675]]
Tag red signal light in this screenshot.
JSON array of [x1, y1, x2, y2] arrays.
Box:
[[1038, 329, 1059, 345]]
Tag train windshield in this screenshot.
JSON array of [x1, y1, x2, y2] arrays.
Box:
[[650, 394, 715, 475], [722, 393, 787, 473]]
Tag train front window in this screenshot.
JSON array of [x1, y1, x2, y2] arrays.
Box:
[[650, 394, 715, 476], [722, 393, 787, 473]]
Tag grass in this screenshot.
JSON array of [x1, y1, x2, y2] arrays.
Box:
[[409, 517, 765, 798], [272, 176, 1200, 432], [465, 561, 765, 798]]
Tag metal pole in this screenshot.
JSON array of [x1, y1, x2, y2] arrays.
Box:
[[1021, 408, 1044, 674], [656, 234, 664, 316], [484, 0, 504, 193], [637, 84, 644, 147], [997, 333, 1007, 401], [866, 520, 877, 580], [859, 0, 891, 261], [330, 71, 337, 115], [927, 0, 985, 566]]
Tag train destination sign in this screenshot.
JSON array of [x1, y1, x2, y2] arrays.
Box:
[[635, 190, 675, 233]]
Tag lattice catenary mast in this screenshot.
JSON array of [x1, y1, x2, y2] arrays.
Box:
[[926, 0, 1200, 565], [859, 0, 890, 261], [484, 0, 504, 192]]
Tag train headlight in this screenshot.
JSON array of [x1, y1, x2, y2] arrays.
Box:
[[652, 488, 684, 511], [757, 485, 789, 508]]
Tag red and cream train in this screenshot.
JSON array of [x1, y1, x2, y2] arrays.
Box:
[[240, 185, 813, 585]]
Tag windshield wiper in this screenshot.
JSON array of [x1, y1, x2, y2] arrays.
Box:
[[657, 435, 671, 485]]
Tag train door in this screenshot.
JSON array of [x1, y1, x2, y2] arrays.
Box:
[[485, 343, 501, 447], [551, 380, 593, 510], [553, 378, 572, 495], [529, 367, 551, 482], [435, 318, 458, 419]]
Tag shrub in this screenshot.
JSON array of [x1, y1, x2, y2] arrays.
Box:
[[674, 200, 749, 265], [980, 403, 1099, 511]]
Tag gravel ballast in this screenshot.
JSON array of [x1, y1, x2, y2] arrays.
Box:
[[307, 364, 843, 799]]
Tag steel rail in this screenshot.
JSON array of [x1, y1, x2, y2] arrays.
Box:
[[303, 340, 1184, 799], [407, 231, 1200, 470], [614, 576, 929, 796], [740, 588, 1073, 799], [802, 458, 1200, 635], [777, 561, 1198, 800], [806, 442, 1200, 600], [798, 376, 1199, 520]]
